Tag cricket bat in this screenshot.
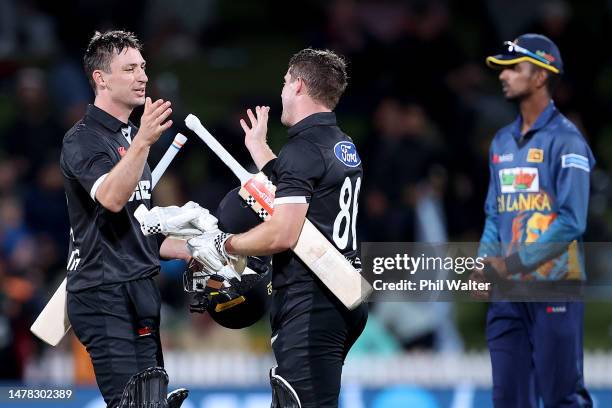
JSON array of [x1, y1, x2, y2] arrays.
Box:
[[30, 133, 189, 346], [185, 114, 372, 310]]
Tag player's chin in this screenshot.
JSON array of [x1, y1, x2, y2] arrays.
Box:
[[503, 91, 519, 102], [280, 111, 291, 127], [125, 96, 145, 109], [503, 89, 528, 102], [134, 95, 146, 106]]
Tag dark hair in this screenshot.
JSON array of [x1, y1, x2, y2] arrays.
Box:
[[288, 48, 348, 110], [83, 30, 142, 92], [545, 72, 561, 97]]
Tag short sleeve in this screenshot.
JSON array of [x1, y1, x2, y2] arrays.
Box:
[[273, 138, 325, 205], [61, 132, 115, 201], [261, 158, 277, 179]]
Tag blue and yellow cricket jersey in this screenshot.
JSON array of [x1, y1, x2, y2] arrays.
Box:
[[478, 101, 595, 280]]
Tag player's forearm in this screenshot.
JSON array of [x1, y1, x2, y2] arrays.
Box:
[[96, 140, 150, 212], [226, 203, 307, 256], [226, 218, 299, 256], [159, 237, 191, 261], [246, 142, 276, 171], [507, 214, 583, 274], [226, 224, 288, 256]]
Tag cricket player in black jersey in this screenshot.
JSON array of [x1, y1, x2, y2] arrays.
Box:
[[60, 30, 191, 408], [189, 48, 368, 408]]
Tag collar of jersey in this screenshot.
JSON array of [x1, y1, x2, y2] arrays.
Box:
[[510, 100, 558, 140], [86, 104, 129, 133], [287, 112, 337, 137]]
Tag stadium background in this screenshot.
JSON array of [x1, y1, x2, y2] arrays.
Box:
[[1, 0, 612, 406]]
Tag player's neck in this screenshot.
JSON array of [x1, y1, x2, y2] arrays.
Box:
[[518, 93, 550, 135], [94, 95, 133, 124], [290, 102, 332, 126]]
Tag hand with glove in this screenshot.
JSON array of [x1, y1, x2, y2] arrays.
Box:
[[187, 230, 246, 275], [135, 201, 218, 238]]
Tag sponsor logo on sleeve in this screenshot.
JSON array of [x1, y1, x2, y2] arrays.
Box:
[[334, 141, 361, 167], [527, 148, 544, 163], [137, 326, 154, 337], [499, 167, 539, 193], [546, 305, 567, 314], [561, 153, 590, 172], [492, 153, 514, 163]]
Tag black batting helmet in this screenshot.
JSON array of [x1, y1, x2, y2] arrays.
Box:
[[207, 187, 273, 329]]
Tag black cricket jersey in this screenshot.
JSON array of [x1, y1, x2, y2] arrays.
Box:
[[60, 104, 159, 292], [267, 112, 363, 288]]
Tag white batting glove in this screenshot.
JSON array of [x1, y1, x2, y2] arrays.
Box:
[[187, 230, 246, 275], [191, 208, 219, 232], [136, 201, 217, 237]]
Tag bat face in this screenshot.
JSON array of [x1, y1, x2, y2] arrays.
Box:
[[239, 172, 276, 221], [238, 171, 373, 310]]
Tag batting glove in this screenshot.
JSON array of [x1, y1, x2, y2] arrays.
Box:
[[136, 201, 218, 237], [187, 230, 246, 275]]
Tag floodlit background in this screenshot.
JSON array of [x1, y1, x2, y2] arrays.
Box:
[[1, 0, 612, 406]]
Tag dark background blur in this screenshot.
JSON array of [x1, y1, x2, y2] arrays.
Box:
[[1, 0, 611, 383]]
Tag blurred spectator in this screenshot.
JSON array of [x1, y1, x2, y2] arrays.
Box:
[[23, 157, 70, 276], [144, 0, 217, 59], [321, 0, 369, 56], [0, 0, 58, 58], [373, 167, 464, 353], [47, 57, 91, 129], [0, 196, 32, 260], [0, 258, 21, 379], [485, 0, 540, 40], [1, 68, 64, 184], [394, 1, 475, 155], [361, 98, 444, 242], [0, 0, 17, 57], [0, 197, 40, 379]]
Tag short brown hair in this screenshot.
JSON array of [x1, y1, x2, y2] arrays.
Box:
[[288, 48, 348, 110], [83, 30, 142, 92]]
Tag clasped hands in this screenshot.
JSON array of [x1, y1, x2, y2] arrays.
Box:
[[135, 201, 245, 275]]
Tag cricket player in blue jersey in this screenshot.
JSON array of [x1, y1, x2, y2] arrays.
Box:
[[474, 34, 594, 407]]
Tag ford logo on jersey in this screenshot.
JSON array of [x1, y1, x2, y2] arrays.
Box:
[[334, 141, 361, 167]]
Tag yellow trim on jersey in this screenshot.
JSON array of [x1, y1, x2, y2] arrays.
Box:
[[486, 56, 560, 74]]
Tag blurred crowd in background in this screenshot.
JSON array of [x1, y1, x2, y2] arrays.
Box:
[[1, 0, 612, 382]]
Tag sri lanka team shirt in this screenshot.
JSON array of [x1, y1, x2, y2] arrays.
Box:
[[478, 102, 595, 280]]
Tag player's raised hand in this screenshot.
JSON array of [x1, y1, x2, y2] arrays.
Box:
[[240, 106, 270, 152], [137, 97, 173, 146], [240, 106, 275, 169]]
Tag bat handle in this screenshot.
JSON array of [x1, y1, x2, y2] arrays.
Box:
[[151, 133, 188, 188]]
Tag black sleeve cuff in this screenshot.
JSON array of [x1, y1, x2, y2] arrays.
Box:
[[505, 252, 530, 275], [261, 158, 277, 178], [155, 234, 166, 253]]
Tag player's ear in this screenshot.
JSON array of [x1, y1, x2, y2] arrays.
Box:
[[92, 70, 106, 91], [534, 67, 548, 89], [295, 77, 306, 95]]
